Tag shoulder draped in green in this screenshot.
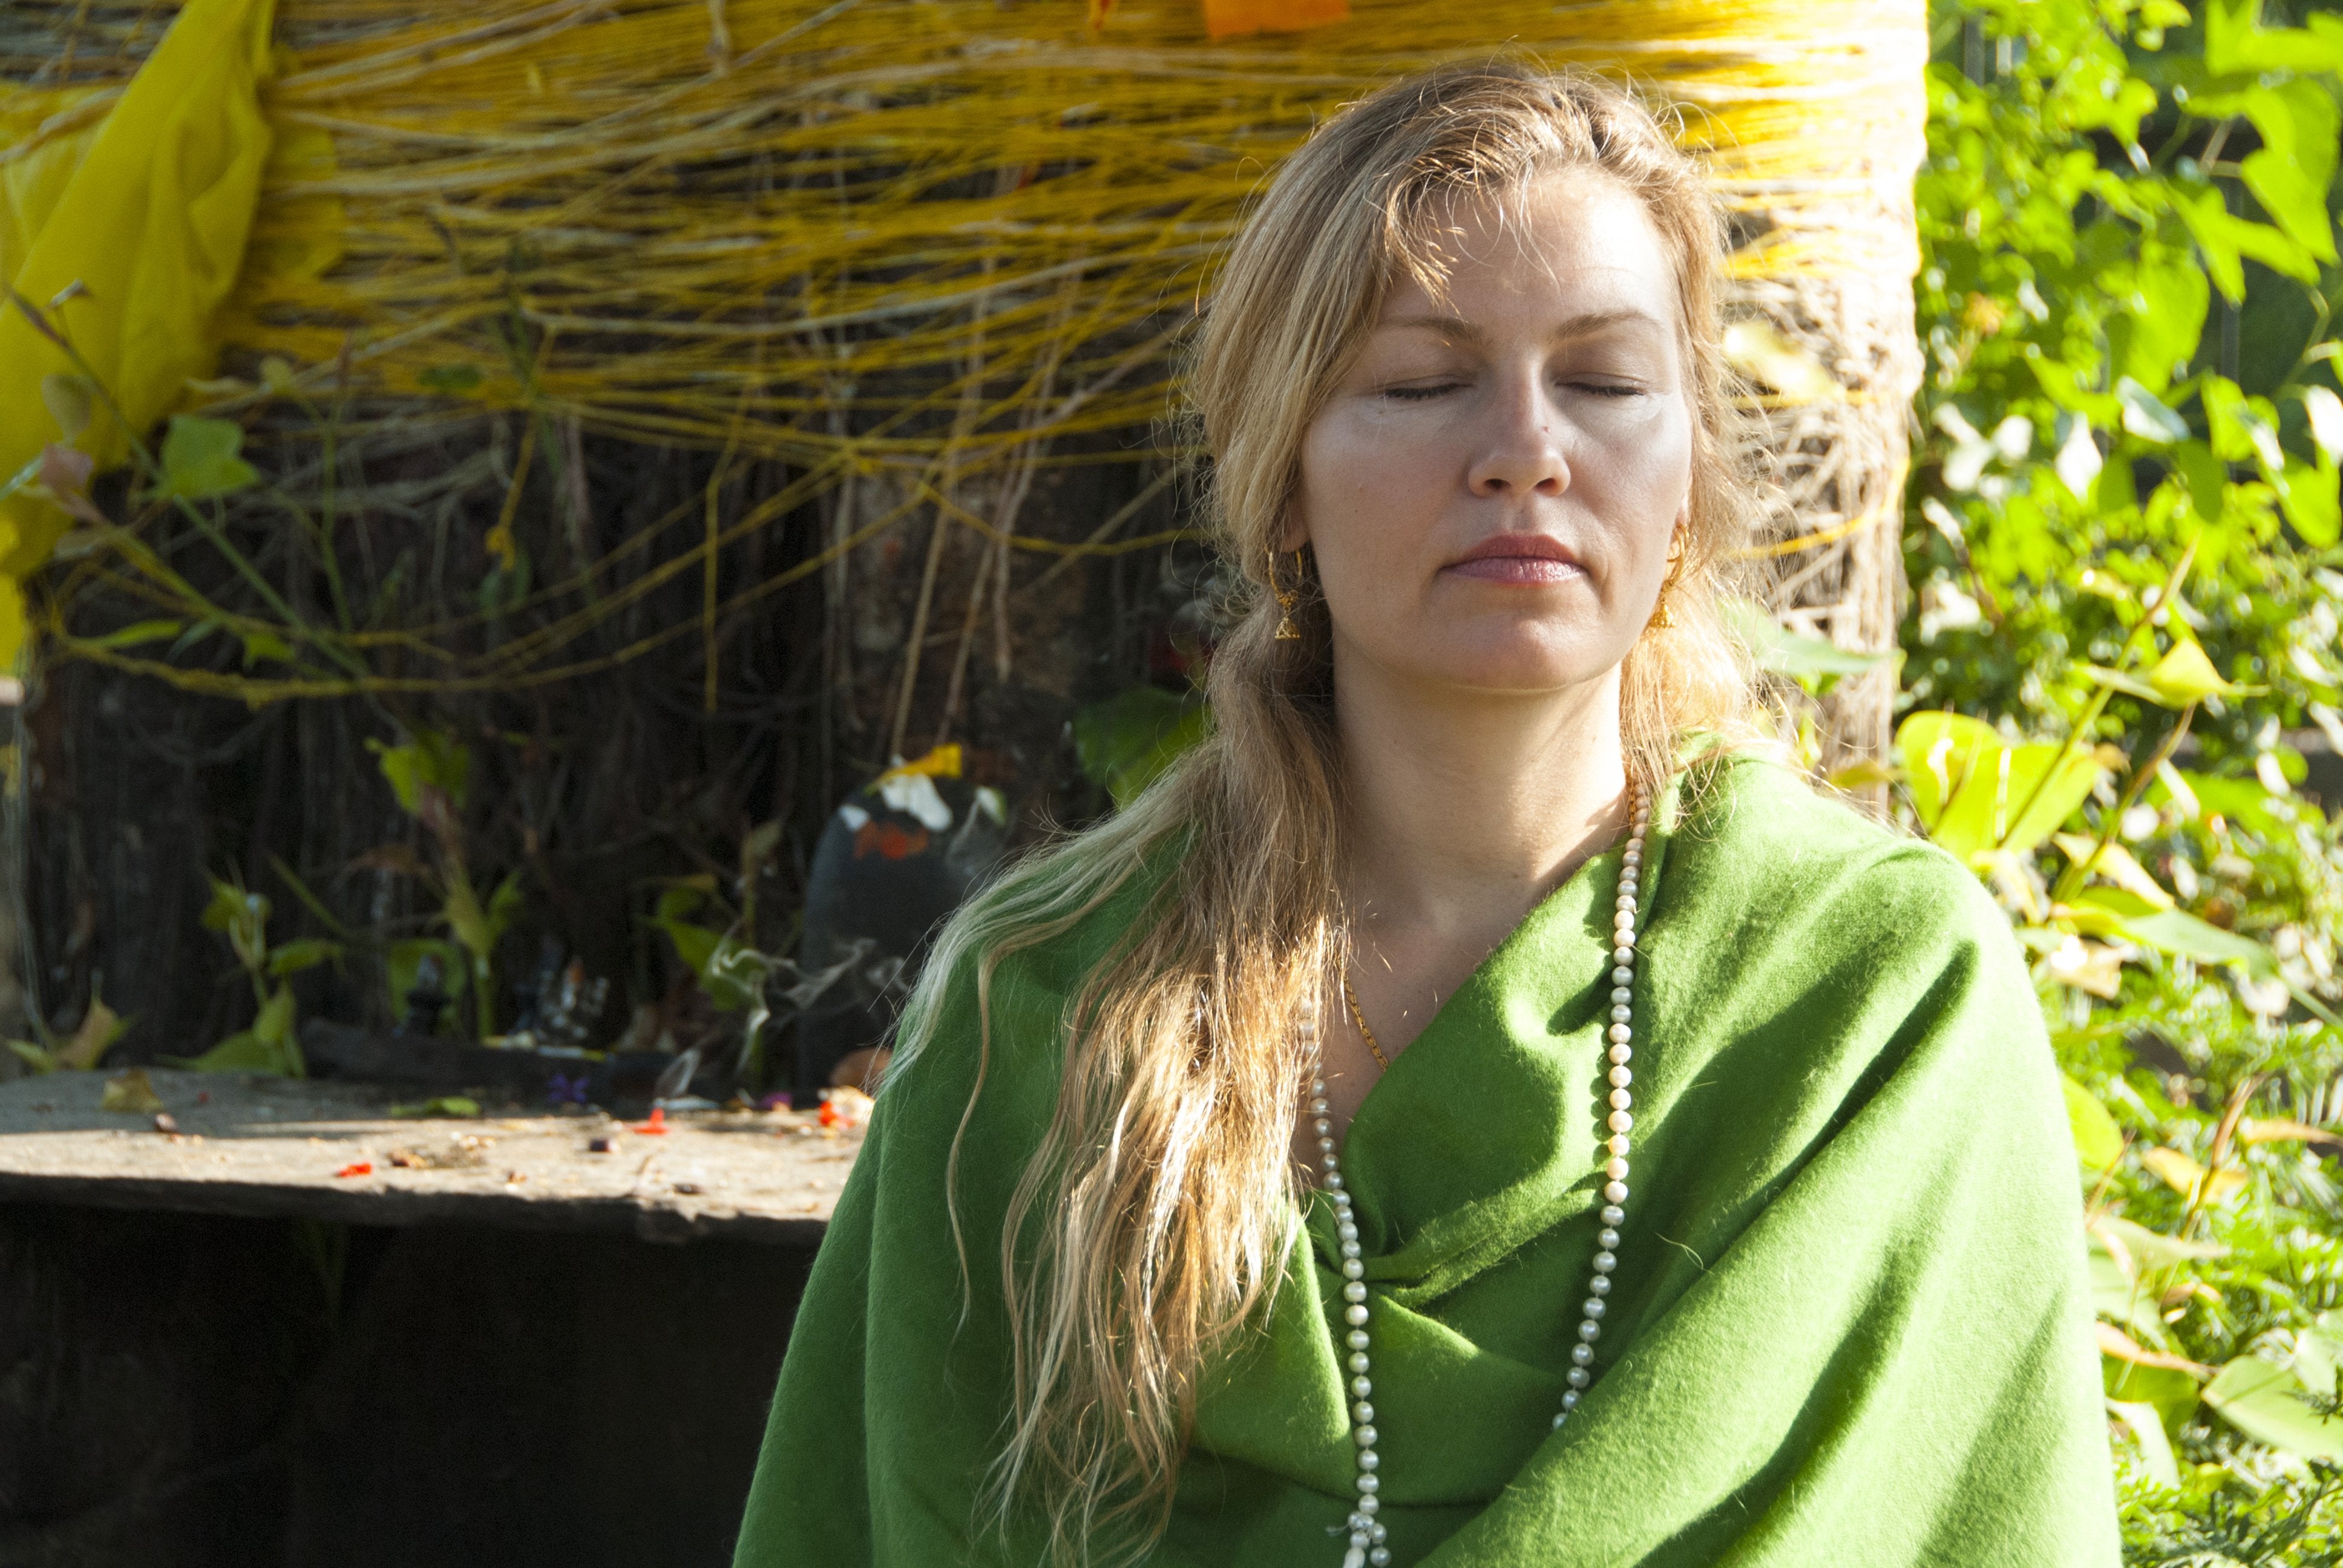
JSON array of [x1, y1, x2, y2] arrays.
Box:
[[733, 755, 2120, 1567]]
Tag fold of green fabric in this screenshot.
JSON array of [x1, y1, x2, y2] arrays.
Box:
[[733, 755, 2120, 1567]]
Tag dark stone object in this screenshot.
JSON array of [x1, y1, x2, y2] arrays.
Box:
[[0, 1204, 812, 1568]]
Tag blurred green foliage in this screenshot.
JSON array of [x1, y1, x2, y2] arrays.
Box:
[[1913, 0, 2343, 1555]]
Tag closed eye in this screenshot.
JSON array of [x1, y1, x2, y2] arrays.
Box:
[[1570, 381, 1648, 397], [1381, 382, 1464, 402]]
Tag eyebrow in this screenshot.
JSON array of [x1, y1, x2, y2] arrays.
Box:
[[1377, 309, 1669, 345]]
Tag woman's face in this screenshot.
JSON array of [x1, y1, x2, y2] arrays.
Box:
[[1294, 172, 1694, 700]]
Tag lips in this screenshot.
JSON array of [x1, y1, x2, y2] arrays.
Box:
[[1443, 533, 1585, 585]]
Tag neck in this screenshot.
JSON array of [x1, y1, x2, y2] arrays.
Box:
[[1334, 657, 1630, 952]]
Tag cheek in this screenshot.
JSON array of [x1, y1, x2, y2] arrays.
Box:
[[1578, 399, 1693, 511], [1297, 407, 1457, 557]]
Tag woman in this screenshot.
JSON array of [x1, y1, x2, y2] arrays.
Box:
[[735, 65, 2118, 1568]]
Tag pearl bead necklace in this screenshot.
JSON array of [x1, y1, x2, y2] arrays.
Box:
[[1305, 788, 1651, 1568]]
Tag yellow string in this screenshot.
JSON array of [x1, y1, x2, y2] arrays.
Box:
[[14, 0, 1924, 698]]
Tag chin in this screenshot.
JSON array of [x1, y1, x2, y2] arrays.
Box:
[[1396, 636, 1619, 696]]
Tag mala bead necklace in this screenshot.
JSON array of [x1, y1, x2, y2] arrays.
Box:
[[1305, 786, 1651, 1568]]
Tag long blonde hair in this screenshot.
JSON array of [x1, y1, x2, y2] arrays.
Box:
[[887, 60, 1758, 1564]]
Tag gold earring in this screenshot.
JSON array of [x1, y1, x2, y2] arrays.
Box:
[[1651, 544, 1687, 630], [1271, 545, 1302, 641]]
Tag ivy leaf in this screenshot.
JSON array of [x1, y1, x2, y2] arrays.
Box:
[[2114, 256, 2209, 393], [2174, 185, 2319, 298], [2203, 0, 2343, 77], [2190, 80, 2341, 262], [152, 416, 258, 501]]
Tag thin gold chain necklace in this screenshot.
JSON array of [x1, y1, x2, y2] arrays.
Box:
[[1339, 972, 1393, 1070]]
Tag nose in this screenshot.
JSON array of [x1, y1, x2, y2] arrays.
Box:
[[1466, 367, 1570, 498]]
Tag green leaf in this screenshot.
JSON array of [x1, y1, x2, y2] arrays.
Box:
[[1894, 712, 2107, 860], [2108, 903, 2278, 978], [2175, 185, 2319, 298], [2104, 1362, 2201, 1449], [654, 883, 710, 925], [485, 872, 524, 942], [2277, 454, 2341, 546], [251, 985, 298, 1050], [389, 1095, 482, 1119], [238, 628, 295, 668], [2201, 378, 2283, 468], [2171, 440, 2227, 524], [2191, 80, 2341, 262], [2204, 1354, 2343, 1460], [166, 990, 301, 1077], [703, 934, 776, 1013], [2105, 1398, 2182, 1489], [367, 729, 471, 814], [201, 876, 271, 978], [2095, 1215, 2229, 1274], [82, 618, 185, 652], [1073, 687, 1210, 810], [2092, 1247, 2168, 1342], [152, 416, 259, 501], [2114, 258, 2209, 394], [267, 938, 343, 978], [2145, 640, 2248, 705], [1723, 598, 1896, 693], [2288, 1313, 2343, 1399], [2115, 377, 2191, 445], [6, 1040, 57, 1074], [2063, 1075, 2125, 1168], [2198, 0, 2343, 74], [658, 917, 724, 985]]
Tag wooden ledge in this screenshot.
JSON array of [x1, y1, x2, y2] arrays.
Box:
[[0, 1069, 863, 1245]]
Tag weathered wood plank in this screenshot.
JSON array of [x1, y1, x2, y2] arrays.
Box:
[[0, 1068, 863, 1244]]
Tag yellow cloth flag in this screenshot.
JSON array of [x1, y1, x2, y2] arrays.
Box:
[[0, 0, 280, 669]]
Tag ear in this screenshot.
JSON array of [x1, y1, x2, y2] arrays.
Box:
[[1270, 504, 1309, 555]]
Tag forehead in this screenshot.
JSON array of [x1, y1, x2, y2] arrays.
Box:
[[1381, 171, 1680, 326]]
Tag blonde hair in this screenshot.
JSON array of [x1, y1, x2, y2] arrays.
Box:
[[888, 60, 1757, 1564]]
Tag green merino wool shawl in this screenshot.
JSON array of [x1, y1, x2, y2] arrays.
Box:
[[732, 755, 2120, 1567]]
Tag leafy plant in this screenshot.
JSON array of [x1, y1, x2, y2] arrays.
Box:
[[1917, 0, 2343, 1553], [1072, 685, 1208, 809], [5, 983, 127, 1075], [163, 875, 340, 1077], [364, 728, 520, 1039]]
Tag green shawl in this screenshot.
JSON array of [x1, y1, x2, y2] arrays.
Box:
[[733, 755, 2119, 1567]]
